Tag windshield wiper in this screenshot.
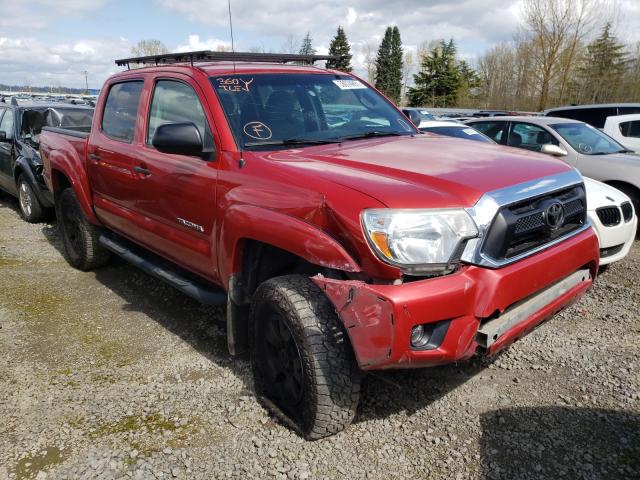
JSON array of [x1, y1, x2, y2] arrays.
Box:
[[244, 138, 340, 148], [338, 131, 409, 141]]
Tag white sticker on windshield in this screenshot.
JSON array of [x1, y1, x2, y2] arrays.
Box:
[[463, 128, 479, 135], [333, 79, 367, 90]]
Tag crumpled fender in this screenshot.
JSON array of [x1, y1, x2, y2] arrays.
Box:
[[219, 204, 361, 288]]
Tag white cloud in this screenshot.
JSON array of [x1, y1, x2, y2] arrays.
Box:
[[346, 7, 358, 25], [174, 35, 231, 53], [0, 36, 131, 88]]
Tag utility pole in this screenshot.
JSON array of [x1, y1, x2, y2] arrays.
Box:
[[83, 70, 89, 95]]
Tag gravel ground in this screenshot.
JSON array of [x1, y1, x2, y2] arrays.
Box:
[[0, 192, 638, 480]]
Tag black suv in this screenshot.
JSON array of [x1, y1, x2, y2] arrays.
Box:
[[0, 100, 93, 222]]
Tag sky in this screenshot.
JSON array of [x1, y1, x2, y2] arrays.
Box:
[[0, 0, 638, 89]]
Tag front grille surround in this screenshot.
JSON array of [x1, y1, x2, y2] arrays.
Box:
[[461, 170, 592, 269], [596, 206, 621, 226], [480, 185, 587, 262], [621, 202, 634, 222]]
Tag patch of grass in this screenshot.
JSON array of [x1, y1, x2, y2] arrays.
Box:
[[90, 413, 179, 438], [13, 446, 68, 480], [0, 257, 24, 268]]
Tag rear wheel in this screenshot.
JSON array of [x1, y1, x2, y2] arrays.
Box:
[[56, 188, 110, 270], [250, 275, 361, 439], [17, 175, 48, 223]]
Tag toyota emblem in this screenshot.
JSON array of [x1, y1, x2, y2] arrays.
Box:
[[545, 201, 565, 229]]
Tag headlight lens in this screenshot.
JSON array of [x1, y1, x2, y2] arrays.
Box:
[[362, 209, 478, 273]]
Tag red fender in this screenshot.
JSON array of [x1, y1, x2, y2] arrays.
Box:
[[219, 204, 361, 288], [41, 132, 100, 225]]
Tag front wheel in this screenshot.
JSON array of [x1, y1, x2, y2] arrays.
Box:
[[250, 275, 361, 440]]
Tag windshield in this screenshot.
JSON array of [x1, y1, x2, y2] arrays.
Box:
[[421, 125, 494, 143], [551, 122, 628, 155], [210, 73, 415, 149]]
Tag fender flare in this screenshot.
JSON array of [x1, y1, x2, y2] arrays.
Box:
[[48, 149, 100, 225], [219, 204, 361, 287]]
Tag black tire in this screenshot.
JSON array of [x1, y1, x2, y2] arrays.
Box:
[[250, 275, 361, 440], [17, 175, 48, 223], [613, 184, 640, 236], [56, 188, 110, 271]]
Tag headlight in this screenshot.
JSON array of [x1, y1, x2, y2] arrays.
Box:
[[362, 209, 478, 274]]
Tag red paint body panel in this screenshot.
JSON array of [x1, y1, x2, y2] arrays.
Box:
[[40, 132, 98, 224], [40, 62, 600, 371]]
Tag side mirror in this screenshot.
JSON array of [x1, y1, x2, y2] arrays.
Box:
[[541, 144, 568, 157], [152, 122, 203, 157], [406, 110, 422, 127], [0, 131, 7, 143]]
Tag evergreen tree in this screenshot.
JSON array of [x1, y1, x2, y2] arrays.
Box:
[[299, 32, 316, 56], [408, 39, 467, 107], [326, 26, 353, 72], [388, 26, 404, 103], [374, 27, 393, 95], [575, 23, 629, 103]]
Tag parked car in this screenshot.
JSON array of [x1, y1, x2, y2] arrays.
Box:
[[430, 119, 636, 265], [603, 114, 640, 153], [401, 107, 436, 125], [471, 110, 513, 117], [0, 101, 93, 222], [418, 120, 494, 143], [464, 116, 640, 226], [544, 103, 640, 129], [583, 178, 636, 264], [41, 51, 598, 439]]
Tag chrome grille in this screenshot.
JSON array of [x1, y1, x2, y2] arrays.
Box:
[[481, 185, 587, 262]]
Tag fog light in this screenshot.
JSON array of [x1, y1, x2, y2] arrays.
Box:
[[410, 325, 430, 348]]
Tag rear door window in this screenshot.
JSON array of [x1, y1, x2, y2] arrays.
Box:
[[510, 122, 558, 151], [101, 81, 144, 142], [471, 121, 508, 144], [548, 108, 617, 128], [619, 120, 640, 138]]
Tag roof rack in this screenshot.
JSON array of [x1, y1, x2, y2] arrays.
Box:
[[115, 51, 341, 68]]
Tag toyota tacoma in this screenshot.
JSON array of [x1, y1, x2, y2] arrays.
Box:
[[40, 51, 599, 439]]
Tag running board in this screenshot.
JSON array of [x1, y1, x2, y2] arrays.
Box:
[[99, 234, 227, 305]]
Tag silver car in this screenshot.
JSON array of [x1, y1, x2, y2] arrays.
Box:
[[464, 115, 640, 221]]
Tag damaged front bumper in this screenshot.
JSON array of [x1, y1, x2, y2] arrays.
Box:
[[312, 228, 599, 370]]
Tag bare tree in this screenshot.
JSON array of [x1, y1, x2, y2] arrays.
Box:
[[521, 0, 600, 110], [361, 42, 377, 83], [402, 50, 415, 103], [281, 34, 299, 54], [131, 39, 169, 57]]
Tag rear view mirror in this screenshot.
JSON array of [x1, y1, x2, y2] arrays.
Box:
[[152, 122, 203, 157], [541, 144, 568, 157], [406, 110, 422, 127], [0, 131, 8, 143]]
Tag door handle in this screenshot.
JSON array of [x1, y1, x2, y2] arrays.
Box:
[[88, 153, 101, 162], [133, 166, 151, 176]]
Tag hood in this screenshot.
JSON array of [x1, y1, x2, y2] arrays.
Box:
[[583, 177, 630, 210], [251, 135, 572, 208]]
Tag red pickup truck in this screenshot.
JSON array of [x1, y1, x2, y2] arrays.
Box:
[[40, 51, 599, 439]]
